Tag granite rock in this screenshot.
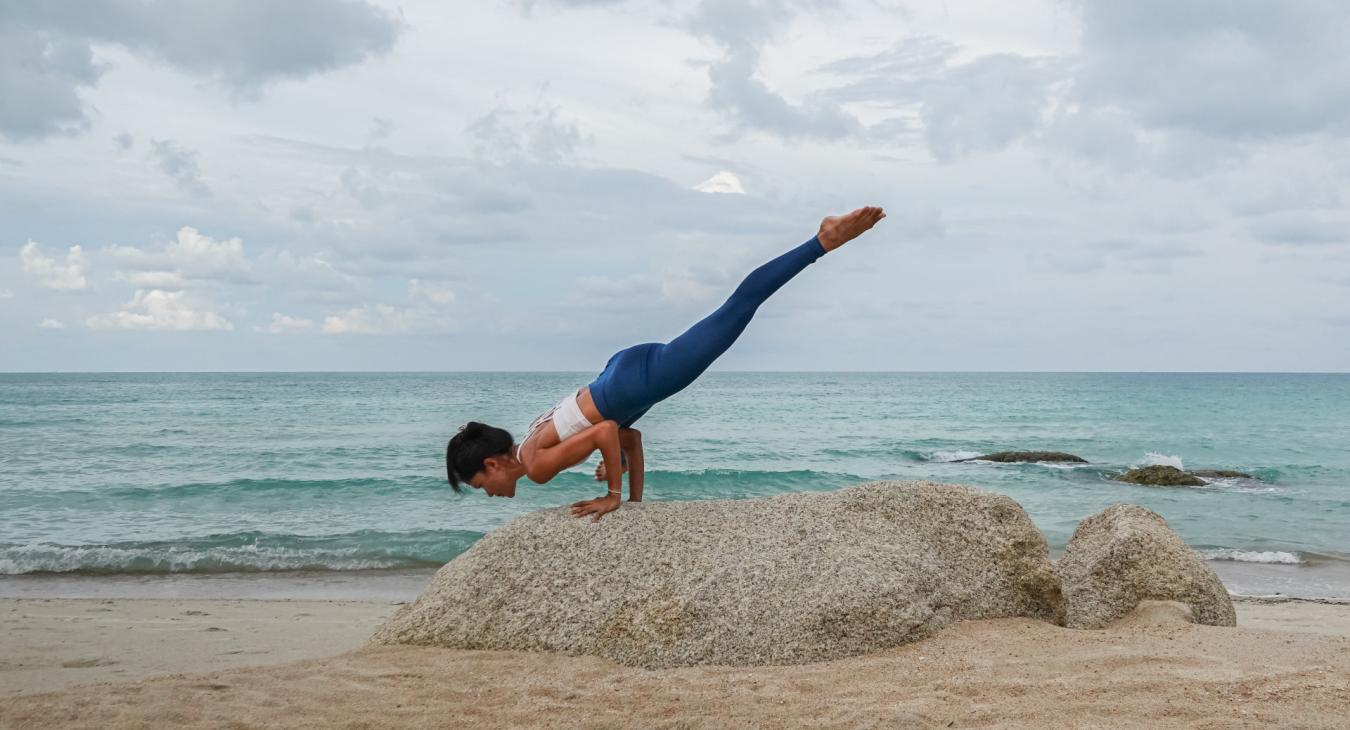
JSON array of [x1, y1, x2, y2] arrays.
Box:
[[372, 481, 1065, 668], [1056, 504, 1235, 629]]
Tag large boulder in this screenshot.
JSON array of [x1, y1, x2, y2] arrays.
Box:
[[1056, 504, 1235, 629], [960, 451, 1087, 463], [1114, 465, 1206, 486], [372, 481, 1065, 668]]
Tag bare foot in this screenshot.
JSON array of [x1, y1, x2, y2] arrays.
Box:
[[817, 206, 886, 252], [594, 461, 628, 481]]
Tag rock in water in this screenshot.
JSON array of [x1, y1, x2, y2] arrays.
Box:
[[1056, 504, 1235, 629], [1113, 465, 1206, 486], [1190, 469, 1255, 479], [960, 451, 1088, 463], [371, 481, 1065, 668]]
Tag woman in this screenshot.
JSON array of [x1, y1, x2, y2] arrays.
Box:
[[445, 206, 886, 521]]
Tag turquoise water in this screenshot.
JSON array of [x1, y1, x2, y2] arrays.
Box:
[[1, 373, 1348, 596]]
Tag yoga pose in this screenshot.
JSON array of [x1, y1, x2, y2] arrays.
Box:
[[445, 206, 886, 520]]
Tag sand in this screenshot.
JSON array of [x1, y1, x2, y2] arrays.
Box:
[[3, 597, 1350, 728], [0, 598, 399, 696]]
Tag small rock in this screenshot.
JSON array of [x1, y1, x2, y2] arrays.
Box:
[[959, 451, 1088, 463], [1113, 465, 1206, 486], [1190, 469, 1255, 479]]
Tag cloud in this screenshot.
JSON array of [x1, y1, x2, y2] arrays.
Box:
[[1247, 212, 1350, 247], [86, 289, 233, 331], [408, 278, 456, 306], [321, 304, 445, 335], [112, 132, 133, 150], [255, 312, 315, 334], [681, 0, 861, 141], [694, 171, 746, 194], [1072, 1, 1350, 140], [0, 27, 104, 141], [20, 241, 89, 290], [149, 139, 209, 196], [468, 102, 590, 164], [0, 288, 12, 299], [821, 36, 1060, 160], [0, 0, 401, 141], [107, 226, 249, 283], [38, 318, 65, 329], [321, 278, 458, 335]]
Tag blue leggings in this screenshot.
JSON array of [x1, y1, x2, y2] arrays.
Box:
[[587, 236, 827, 427]]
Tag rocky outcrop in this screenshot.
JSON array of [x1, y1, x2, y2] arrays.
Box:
[[372, 481, 1065, 668], [1113, 465, 1206, 486], [959, 451, 1088, 463], [1056, 504, 1235, 629]]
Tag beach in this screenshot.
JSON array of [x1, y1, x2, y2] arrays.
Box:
[[4, 373, 1349, 725], [2, 596, 1348, 728]]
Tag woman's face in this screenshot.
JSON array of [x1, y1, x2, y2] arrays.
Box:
[[469, 454, 519, 498]]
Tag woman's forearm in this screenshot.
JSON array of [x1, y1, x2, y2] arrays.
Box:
[[627, 440, 644, 502]]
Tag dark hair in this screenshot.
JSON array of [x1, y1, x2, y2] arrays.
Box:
[[445, 422, 513, 492]]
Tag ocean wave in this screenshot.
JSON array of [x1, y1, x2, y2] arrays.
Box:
[[0, 529, 480, 575], [1201, 548, 1303, 565], [1139, 452, 1184, 469], [930, 450, 983, 462], [552, 468, 863, 494]]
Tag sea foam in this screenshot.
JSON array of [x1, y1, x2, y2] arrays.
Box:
[[1140, 452, 1185, 469], [1200, 548, 1303, 565], [931, 450, 983, 462]]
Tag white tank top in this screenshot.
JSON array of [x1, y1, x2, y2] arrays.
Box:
[[524, 389, 592, 444]]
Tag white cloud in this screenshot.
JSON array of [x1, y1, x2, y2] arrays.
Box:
[[255, 312, 315, 334], [322, 278, 458, 334], [107, 227, 250, 283], [322, 304, 445, 335], [38, 318, 64, 329], [86, 289, 233, 331], [408, 278, 456, 305], [118, 270, 186, 288], [0, 288, 12, 298], [694, 171, 745, 194], [19, 241, 88, 290]]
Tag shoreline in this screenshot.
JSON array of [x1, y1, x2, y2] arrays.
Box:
[[5, 552, 1349, 603]]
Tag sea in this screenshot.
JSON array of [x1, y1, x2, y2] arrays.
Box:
[[2, 372, 1348, 601]]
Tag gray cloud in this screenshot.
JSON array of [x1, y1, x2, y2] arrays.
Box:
[[821, 36, 1060, 160], [1073, 1, 1350, 140], [0, 1, 401, 141], [684, 0, 860, 141], [1247, 212, 1350, 247], [0, 28, 104, 140], [468, 102, 590, 164], [149, 139, 209, 197]]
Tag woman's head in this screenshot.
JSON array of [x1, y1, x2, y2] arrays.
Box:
[[445, 422, 520, 497]]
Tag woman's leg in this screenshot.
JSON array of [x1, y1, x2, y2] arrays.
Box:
[[587, 207, 886, 425], [642, 236, 826, 401]]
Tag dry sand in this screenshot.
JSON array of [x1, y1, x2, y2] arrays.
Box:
[[2, 597, 1350, 728]]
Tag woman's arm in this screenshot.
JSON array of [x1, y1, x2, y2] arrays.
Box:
[[523, 419, 625, 521], [619, 427, 643, 502]]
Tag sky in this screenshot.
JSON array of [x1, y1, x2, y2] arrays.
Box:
[[2, 0, 1349, 372]]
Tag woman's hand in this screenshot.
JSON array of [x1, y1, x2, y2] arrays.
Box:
[[570, 493, 621, 522]]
